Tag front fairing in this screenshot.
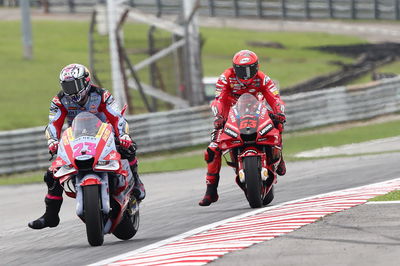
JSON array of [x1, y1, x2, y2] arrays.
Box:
[[54, 112, 120, 178], [220, 93, 263, 149]]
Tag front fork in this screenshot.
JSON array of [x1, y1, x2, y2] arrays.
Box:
[[75, 172, 110, 218], [237, 148, 269, 183]]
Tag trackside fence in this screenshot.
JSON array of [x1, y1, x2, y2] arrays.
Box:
[[8, 0, 400, 21], [1, 76, 400, 175]]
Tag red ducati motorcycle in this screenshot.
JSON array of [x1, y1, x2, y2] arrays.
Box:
[[50, 112, 139, 246], [219, 93, 283, 208]]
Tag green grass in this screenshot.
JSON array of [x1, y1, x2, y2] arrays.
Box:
[[2, 117, 399, 185], [284, 119, 400, 159], [0, 20, 366, 130], [369, 190, 400, 201]]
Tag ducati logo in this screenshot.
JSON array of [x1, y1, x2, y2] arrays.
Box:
[[240, 58, 251, 64]]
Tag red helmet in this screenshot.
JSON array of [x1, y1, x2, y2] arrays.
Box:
[[232, 50, 259, 84]]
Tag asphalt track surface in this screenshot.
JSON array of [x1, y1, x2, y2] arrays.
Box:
[[1, 152, 400, 266]]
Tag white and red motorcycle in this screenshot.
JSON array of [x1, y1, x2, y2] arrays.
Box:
[[50, 112, 139, 246]]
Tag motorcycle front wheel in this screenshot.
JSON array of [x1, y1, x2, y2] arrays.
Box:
[[243, 156, 263, 208], [83, 185, 104, 246]]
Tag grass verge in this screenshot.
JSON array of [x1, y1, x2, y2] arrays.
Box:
[[369, 190, 400, 201]]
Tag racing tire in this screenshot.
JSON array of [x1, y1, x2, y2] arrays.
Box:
[[113, 210, 140, 240], [83, 185, 104, 246], [263, 186, 274, 206], [243, 156, 263, 208]]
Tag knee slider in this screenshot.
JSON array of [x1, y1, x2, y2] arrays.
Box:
[[44, 170, 63, 195], [44, 170, 55, 186], [205, 147, 219, 163]]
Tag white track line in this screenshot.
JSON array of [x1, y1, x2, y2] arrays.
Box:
[[89, 178, 400, 266]]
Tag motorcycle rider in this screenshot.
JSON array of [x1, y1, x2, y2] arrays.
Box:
[[199, 50, 286, 206], [28, 63, 145, 229]]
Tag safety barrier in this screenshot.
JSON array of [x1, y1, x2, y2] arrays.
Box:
[[6, 0, 400, 21], [1, 76, 399, 175]]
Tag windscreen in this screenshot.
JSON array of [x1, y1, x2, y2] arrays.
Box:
[[234, 93, 261, 117], [71, 112, 103, 138]]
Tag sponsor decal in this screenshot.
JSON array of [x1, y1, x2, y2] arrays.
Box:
[[270, 87, 279, 95], [102, 128, 111, 141], [229, 113, 236, 123], [239, 58, 251, 64], [209, 142, 218, 148], [248, 89, 256, 93], [219, 75, 228, 85], [258, 137, 268, 142], [260, 106, 268, 119], [232, 140, 242, 144], [52, 96, 61, 106], [243, 149, 258, 155], [62, 134, 69, 145], [224, 127, 238, 138], [259, 123, 273, 136], [263, 76, 271, 85], [103, 90, 111, 102], [68, 107, 77, 110], [211, 106, 219, 116]]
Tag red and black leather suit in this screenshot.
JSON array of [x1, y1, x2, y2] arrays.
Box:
[[204, 68, 286, 185]]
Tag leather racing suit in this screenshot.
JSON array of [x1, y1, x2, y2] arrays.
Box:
[[204, 68, 286, 186], [28, 85, 144, 230]]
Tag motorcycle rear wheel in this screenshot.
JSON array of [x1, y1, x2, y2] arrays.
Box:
[[243, 156, 263, 208], [83, 185, 104, 246]]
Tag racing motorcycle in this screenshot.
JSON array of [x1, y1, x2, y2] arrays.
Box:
[[50, 112, 139, 246], [219, 93, 283, 208]]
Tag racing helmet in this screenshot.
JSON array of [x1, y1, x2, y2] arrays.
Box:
[[232, 50, 259, 84], [59, 63, 91, 103]]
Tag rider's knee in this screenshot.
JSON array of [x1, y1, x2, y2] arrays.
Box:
[[204, 145, 220, 163]]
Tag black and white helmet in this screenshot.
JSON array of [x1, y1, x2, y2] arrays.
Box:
[[59, 63, 91, 102]]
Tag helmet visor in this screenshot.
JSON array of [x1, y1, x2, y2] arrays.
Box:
[[61, 79, 85, 95], [233, 63, 258, 80]]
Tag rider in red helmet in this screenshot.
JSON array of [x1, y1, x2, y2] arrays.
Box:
[[199, 50, 286, 206]]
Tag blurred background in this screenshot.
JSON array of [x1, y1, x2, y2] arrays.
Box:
[[0, 0, 400, 178]]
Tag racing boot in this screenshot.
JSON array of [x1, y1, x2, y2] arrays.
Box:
[[199, 174, 219, 206], [28, 197, 62, 229], [130, 162, 146, 201], [276, 155, 286, 176]]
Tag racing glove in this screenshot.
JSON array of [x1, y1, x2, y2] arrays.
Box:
[[213, 115, 225, 129], [119, 134, 133, 149], [270, 113, 286, 124], [48, 139, 59, 155]]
